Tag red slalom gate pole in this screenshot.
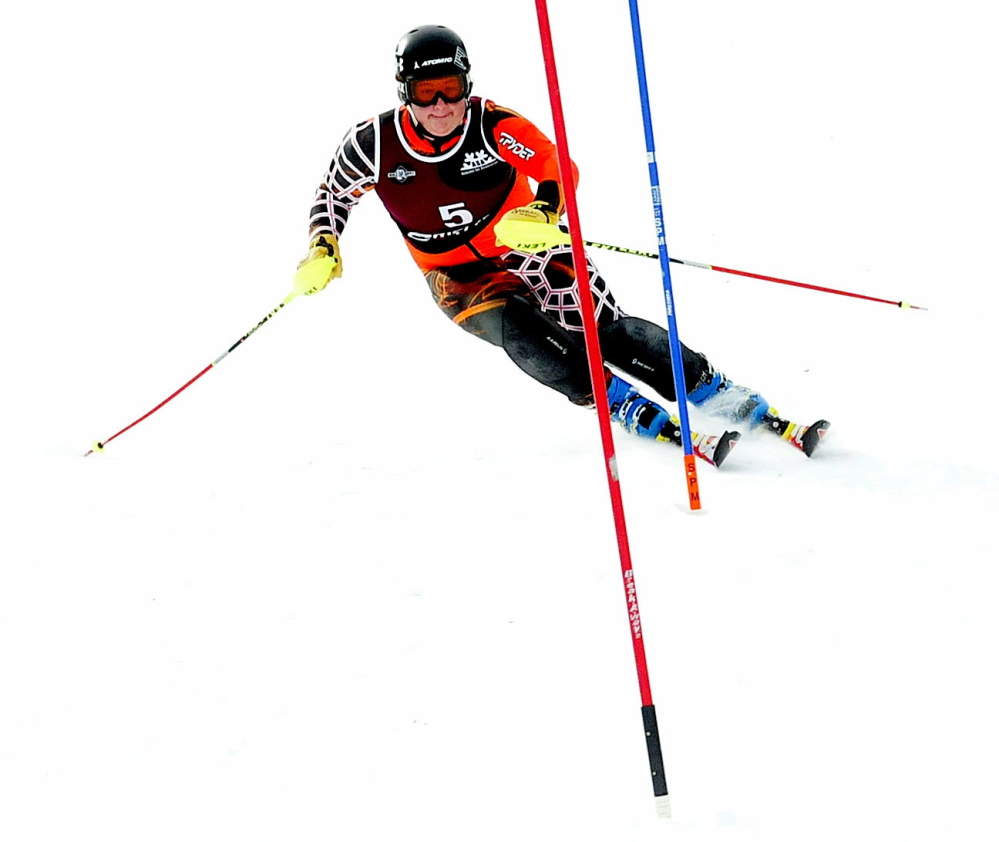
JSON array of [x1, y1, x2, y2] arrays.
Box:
[[534, 0, 671, 819]]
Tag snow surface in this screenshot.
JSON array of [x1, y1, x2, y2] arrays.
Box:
[[3, 2, 998, 840]]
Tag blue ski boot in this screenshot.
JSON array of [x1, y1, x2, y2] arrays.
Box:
[[687, 363, 772, 425], [687, 359, 829, 457], [606, 374, 741, 467]]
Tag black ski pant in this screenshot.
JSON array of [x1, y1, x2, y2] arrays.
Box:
[[424, 247, 710, 405]]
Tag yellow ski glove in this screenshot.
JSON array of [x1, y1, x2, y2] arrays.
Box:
[[292, 233, 342, 296], [494, 202, 572, 254]]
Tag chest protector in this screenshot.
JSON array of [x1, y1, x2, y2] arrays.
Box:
[[374, 98, 516, 255]]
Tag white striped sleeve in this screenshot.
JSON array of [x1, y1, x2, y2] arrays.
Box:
[[308, 117, 378, 241]]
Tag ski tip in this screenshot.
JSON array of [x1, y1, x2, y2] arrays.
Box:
[[712, 430, 742, 468], [654, 794, 672, 819], [801, 420, 831, 457]]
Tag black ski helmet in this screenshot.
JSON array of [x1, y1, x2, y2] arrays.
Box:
[[395, 25, 472, 103]]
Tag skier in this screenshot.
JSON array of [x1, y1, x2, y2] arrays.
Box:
[[293, 24, 828, 465]]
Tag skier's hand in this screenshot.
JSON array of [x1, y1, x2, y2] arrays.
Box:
[[494, 202, 571, 254], [523, 199, 560, 225], [292, 233, 342, 296]]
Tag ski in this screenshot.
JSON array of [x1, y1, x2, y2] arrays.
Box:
[[762, 413, 831, 457], [692, 428, 742, 468], [656, 421, 742, 468]]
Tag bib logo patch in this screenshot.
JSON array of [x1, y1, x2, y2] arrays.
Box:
[[387, 163, 417, 184], [460, 150, 499, 175]]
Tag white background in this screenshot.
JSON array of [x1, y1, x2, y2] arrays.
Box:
[[2, 2, 997, 840]]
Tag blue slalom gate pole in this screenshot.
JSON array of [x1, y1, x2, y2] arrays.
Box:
[[627, 0, 702, 510]]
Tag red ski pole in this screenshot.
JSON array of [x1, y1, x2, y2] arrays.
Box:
[[85, 291, 299, 456], [584, 239, 928, 310]]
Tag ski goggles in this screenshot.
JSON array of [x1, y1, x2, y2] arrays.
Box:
[[402, 73, 471, 107]]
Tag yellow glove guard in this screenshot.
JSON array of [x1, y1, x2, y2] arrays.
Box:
[[292, 234, 343, 296], [494, 204, 571, 254]]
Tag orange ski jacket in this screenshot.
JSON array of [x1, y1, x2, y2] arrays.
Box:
[[309, 97, 579, 272]]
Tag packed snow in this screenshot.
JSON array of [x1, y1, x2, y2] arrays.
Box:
[[2, 2, 997, 840]]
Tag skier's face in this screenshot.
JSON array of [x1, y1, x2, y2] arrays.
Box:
[[409, 96, 467, 137]]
